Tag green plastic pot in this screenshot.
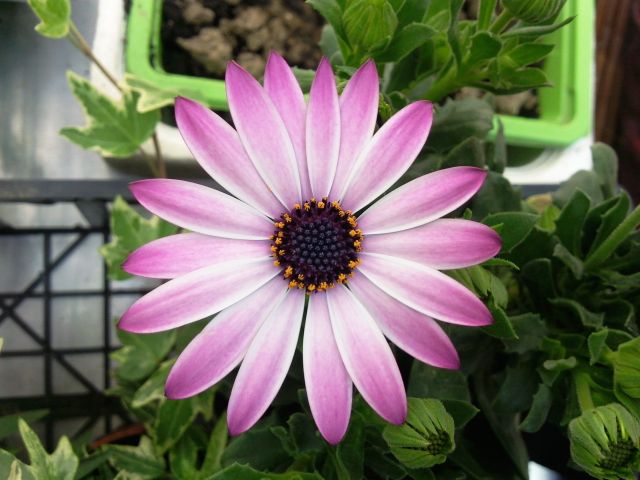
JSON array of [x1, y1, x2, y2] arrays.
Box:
[[126, 0, 594, 147]]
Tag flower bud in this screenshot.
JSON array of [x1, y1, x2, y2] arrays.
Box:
[[383, 398, 455, 469], [343, 0, 398, 52], [502, 0, 567, 24], [569, 403, 640, 480], [610, 338, 640, 401]]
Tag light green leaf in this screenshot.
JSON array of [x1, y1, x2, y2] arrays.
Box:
[[592, 142, 619, 199], [308, 0, 346, 41], [131, 360, 174, 408], [554, 189, 591, 255], [100, 196, 178, 280], [104, 436, 165, 479], [466, 32, 502, 67], [61, 71, 159, 157], [502, 15, 575, 38], [18, 419, 78, 480], [199, 413, 228, 477], [477, 0, 497, 30], [0, 410, 48, 440], [210, 464, 323, 480], [549, 298, 604, 329], [153, 399, 197, 454], [507, 43, 554, 66], [375, 22, 435, 63], [343, 0, 398, 53], [112, 329, 176, 383], [27, 0, 70, 38], [0, 451, 33, 480], [553, 243, 584, 279]]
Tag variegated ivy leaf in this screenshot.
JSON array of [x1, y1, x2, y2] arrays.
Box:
[[60, 71, 159, 157], [27, 0, 70, 38]]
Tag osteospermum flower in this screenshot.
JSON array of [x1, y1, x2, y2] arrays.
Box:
[[119, 52, 501, 444]]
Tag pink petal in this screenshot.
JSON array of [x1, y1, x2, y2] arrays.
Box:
[[175, 97, 283, 218], [364, 219, 501, 270], [226, 62, 301, 208], [358, 253, 493, 326], [123, 233, 271, 279], [358, 167, 488, 234], [264, 52, 311, 200], [165, 277, 289, 399], [118, 258, 278, 333], [303, 294, 352, 444], [130, 179, 274, 240], [327, 286, 406, 425], [306, 58, 340, 198], [330, 60, 379, 200], [349, 274, 460, 369], [340, 101, 433, 212], [227, 290, 305, 435]]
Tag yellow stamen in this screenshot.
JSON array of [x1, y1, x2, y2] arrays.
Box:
[[275, 237, 283, 245], [273, 260, 281, 267], [349, 229, 357, 237], [275, 222, 285, 228], [294, 203, 301, 210], [270, 245, 278, 253], [307, 284, 316, 292], [297, 273, 305, 281], [283, 213, 292, 223], [278, 249, 286, 256], [317, 201, 325, 209], [284, 266, 293, 277], [289, 280, 298, 288]]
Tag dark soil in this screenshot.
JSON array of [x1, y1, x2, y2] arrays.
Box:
[[161, 0, 324, 80]]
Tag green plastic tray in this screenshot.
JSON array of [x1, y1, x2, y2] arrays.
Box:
[[126, 0, 594, 147]]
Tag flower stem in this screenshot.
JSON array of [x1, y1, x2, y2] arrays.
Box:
[[574, 371, 595, 412], [67, 21, 167, 178], [489, 9, 514, 34], [424, 65, 459, 102], [584, 204, 640, 271]]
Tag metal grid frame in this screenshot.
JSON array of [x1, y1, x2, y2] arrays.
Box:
[[0, 180, 141, 449]]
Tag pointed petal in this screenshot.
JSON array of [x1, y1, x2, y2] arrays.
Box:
[[123, 233, 271, 279], [264, 52, 311, 200], [227, 290, 305, 435], [364, 219, 501, 270], [358, 253, 493, 326], [330, 60, 379, 200], [226, 62, 301, 207], [165, 277, 288, 399], [327, 286, 406, 424], [349, 274, 459, 369], [358, 167, 488, 234], [130, 179, 274, 240], [341, 101, 433, 212], [175, 97, 283, 218], [118, 258, 278, 333], [303, 295, 352, 444], [306, 58, 340, 198]]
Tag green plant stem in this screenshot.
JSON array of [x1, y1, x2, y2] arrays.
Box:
[[67, 21, 166, 178], [424, 65, 459, 102], [574, 372, 595, 412], [489, 9, 514, 34], [584, 204, 640, 271], [139, 147, 159, 177]]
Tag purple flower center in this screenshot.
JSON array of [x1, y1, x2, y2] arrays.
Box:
[[271, 198, 363, 292]]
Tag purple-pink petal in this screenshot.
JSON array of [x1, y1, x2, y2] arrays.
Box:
[[327, 286, 407, 425], [359, 253, 493, 327], [123, 233, 271, 279], [227, 290, 305, 436], [130, 179, 274, 240], [118, 258, 277, 333], [175, 97, 283, 218], [358, 167, 488, 234], [341, 101, 433, 212], [364, 219, 501, 270], [226, 61, 301, 207], [330, 60, 379, 201], [303, 294, 352, 444], [349, 273, 460, 370], [264, 52, 312, 200], [306, 57, 340, 198], [165, 277, 289, 399]]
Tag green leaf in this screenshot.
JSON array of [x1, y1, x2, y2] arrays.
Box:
[[503, 313, 546, 354], [199, 414, 228, 477], [308, 0, 346, 41], [112, 328, 176, 383], [486, 119, 506, 173], [125, 74, 208, 113], [131, 360, 174, 408], [103, 436, 165, 479], [466, 32, 502, 67], [27, 0, 70, 38], [61, 72, 159, 157], [483, 212, 538, 253], [506, 43, 554, 66], [554, 189, 590, 256], [610, 338, 640, 399], [553, 171, 604, 207], [334, 412, 365, 480], [477, 0, 497, 30], [154, 399, 197, 454], [519, 384, 552, 433], [221, 422, 290, 471], [441, 136, 486, 169], [588, 193, 631, 256], [482, 299, 518, 339], [408, 362, 470, 402], [502, 15, 575, 38], [74, 451, 112, 480], [210, 464, 323, 480], [0, 410, 48, 440], [440, 400, 479, 429], [375, 22, 435, 62], [549, 298, 604, 329], [472, 172, 522, 220], [537, 203, 561, 232], [588, 329, 612, 365], [18, 419, 78, 480], [170, 433, 199, 480], [492, 362, 539, 413], [552, 243, 583, 279], [502, 67, 550, 89], [428, 98, 494, 152], [592, 142, 618, 199], [0, 451, 34, 480], [100, 196, 178, 280], [343, 0, 398, 54]]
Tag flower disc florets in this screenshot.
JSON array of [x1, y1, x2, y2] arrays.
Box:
[[271, 197, 362, 292]]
